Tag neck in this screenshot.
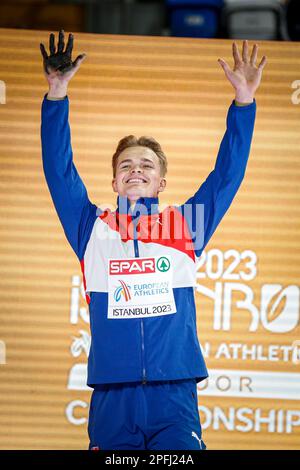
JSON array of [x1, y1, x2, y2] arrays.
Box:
[[129, 200, 136, 210], [117, 195, 160, 215]]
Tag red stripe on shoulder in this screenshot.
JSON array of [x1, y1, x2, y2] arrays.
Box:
[[139, 206, 195, 262], [98, 207, 195, 261]]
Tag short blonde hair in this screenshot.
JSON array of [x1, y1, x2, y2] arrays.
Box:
[[112, 135, 167, 178]]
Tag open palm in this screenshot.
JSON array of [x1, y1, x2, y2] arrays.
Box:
[[218, 41, 267, 103], [40, 29, 87, 88]]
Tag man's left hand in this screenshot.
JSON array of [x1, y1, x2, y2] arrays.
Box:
[[218, 40, 267, 104]]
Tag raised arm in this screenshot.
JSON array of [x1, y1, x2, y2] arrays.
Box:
[[40, 30, 98, 260], [180, 41, 267, 257]]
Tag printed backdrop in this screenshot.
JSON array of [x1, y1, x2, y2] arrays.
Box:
[[0, 28, 299, 449]]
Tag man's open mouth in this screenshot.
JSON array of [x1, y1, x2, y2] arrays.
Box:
[[125, 177, 147, 184]]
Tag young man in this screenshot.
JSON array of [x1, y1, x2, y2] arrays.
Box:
[[40, 30, 266, 450]]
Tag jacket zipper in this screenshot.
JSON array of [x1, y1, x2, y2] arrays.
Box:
[[133, 215, 147, 385]]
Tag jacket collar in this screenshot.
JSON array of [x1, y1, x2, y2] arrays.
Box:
[[117, 195, 159, 217]]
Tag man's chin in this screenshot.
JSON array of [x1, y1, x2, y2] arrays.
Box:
[[121, 189, 154, 202]]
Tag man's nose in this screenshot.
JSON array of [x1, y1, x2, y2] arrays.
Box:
[[130, 166, 142, 173]]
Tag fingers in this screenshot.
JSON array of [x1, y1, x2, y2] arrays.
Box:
[[39, 43, 49, 74], [57, 29, 65, 53], [242, 40, 249, 63], [233, 41, 267, 70], [250, 43, 258, 65], [218, 58, 232, 81], [40, 43, 48, 60], [49, 33, 55, 55], [73, 53, 87, 69], [218, 58, 230, 73], [258, 55, 267, 71], [65, 33, 74, 56], [234, 40, 255, 65], [232, 42, 242, 66]]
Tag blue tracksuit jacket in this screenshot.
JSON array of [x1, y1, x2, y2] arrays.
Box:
[[41, 94, 256, 387]]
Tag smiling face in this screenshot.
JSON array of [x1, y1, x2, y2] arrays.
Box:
[[112, 146, 166, 204]]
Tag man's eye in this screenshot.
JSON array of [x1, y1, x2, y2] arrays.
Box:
[[144, 164, 153, 168]]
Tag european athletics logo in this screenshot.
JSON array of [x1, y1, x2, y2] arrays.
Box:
[[114, 280, 131, 302]]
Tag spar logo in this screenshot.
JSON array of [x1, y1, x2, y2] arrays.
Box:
[[114, 280, 131, 302], [109, 257, 171, 275], [109, 258, 156, 275], [157, 257, 170, 272]]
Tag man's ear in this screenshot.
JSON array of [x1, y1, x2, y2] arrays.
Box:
[[112, 178, 118, 193], [158, 178, 167, 193]]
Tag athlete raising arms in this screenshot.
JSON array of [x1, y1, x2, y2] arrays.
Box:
[[40, 30, 266, 450]]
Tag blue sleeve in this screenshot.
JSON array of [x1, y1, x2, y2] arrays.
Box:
[[41, 94, 99, 260], [179, 100, 256, 257]]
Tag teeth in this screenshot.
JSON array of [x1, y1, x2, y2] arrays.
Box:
[[127, 179, 145, 183]]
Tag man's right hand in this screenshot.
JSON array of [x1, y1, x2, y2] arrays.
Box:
[[40, 29, 87, 98]]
